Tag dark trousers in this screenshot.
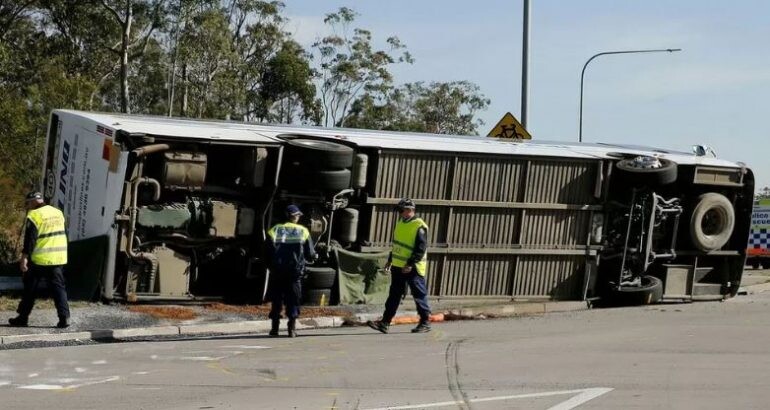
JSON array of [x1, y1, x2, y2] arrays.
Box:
[[17, 264, 70, 319], [268, 271, 302, 320], [383, 266, 431, 323]]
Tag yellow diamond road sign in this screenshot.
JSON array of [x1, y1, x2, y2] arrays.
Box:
[[487, 112, 532, 140]]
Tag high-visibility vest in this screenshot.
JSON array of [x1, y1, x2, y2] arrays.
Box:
[[267, 222, 311, 245], [267, 222, 312, 273], [27, 205, 68, 266], [391, 217, 428, 276]]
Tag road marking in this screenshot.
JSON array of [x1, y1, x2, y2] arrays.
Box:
[[220, 345, 271, 349], [547, 388, 615, 410], [18, 376, 120, 391], [179, 356, 227, 361], [362, 387, 614, 410]]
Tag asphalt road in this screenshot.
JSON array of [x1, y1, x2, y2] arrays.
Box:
[[0, 292, 769, 410]]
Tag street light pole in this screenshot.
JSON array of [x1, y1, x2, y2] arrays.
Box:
[[578, 48, 681, 142], [521, 0, 531, 128]]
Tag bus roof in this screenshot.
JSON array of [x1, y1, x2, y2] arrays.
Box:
[[56, 109, 745, 168]]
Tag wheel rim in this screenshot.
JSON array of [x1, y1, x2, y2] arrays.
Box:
[[701, 207, 727, 236], [630, 155, 662, 169]]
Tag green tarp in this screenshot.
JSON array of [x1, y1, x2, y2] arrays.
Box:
[[335, 248, 391, 305]]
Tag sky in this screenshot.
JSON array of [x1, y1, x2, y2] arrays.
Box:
[[283, 0, 770, 189]]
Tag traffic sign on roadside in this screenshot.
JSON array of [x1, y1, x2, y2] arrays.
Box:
[[487, 112, 531, 140]]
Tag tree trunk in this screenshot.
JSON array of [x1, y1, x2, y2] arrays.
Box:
[[181, 63, 188, 116], [167, 0, 182, 117], [120, 0, 133, 114]]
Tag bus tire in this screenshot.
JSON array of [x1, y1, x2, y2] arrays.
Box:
[[303, 288, 332, 306], [690, 193, 735, 252], [615, 157, 677, 186], [315, 169, 352, 191], [305, 267, 336, 289], [762, 260, 770, 270], [285, 139, 354, 169], [610, 276, 663, 305], [282, 168, 352, 191]]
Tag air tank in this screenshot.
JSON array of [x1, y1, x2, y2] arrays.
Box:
[[338, 208, 359, 243], [351, 153, 368, 189]]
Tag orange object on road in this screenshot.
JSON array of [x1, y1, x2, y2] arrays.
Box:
[[390, 313, 444, 324]]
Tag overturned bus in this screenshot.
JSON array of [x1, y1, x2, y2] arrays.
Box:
[[41, 109, 754, 305]]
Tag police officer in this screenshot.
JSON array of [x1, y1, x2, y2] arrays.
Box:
[[9, 192, 70, 328], [368, 198, 432, 334], [266, 204, 316, 338]]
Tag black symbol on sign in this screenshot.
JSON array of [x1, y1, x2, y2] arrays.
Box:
[[495, 124, 525, 139]]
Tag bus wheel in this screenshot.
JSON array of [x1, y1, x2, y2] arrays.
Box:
[[690, 193, 735, 252], [285, 138, 354, 169], [303, 288, 332, 306], [305, 267, 337, 289], [751, 261, 760, 270], [610, 276, 663, 305], [615, 156, 677, 186]]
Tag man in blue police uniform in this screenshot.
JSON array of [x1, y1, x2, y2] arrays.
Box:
[[367, 198, 432, 334], [266, 204, 316, 337], [9, 192, 71, 328]]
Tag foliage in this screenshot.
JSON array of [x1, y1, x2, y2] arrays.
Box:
[[756, 187, 770, 201], [0, 4, 488, 263], [345, 81, 490, 135], [312, 7, 412, 127]]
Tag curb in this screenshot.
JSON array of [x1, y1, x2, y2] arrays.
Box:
[[0, 301, 589, 347], [0, 316, 346, 347]]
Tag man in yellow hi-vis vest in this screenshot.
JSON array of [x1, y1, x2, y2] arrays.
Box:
[[9, 192, 70, 328], [368, 198, 432, 334]]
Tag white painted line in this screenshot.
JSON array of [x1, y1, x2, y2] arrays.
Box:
[[179, 356, 227, 361], [18, 376, 120, 391], [548, 388, 614, 410], [362, 387, 614, 410], [19, 384, 63, 390], [220, 345, 272, 349]]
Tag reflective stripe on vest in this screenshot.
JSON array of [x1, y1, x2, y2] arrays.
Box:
[[27, 205, 68, 266], [268, 222, 310, 244], [391, 217, 428, 276]]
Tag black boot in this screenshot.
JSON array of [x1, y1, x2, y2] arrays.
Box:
[[411, 321, 431, 333], [269, 319, 280, 337], [8, 316, 28, 327], [287, 318, 297, 338], [56, 316, 70, 329], [367, 320, 390, 334]]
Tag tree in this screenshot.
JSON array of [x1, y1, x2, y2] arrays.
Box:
[[312, 7, 412, 127], [177, 6, 234, 118], [259, 40, 320, 124], [98, 0, 166, 113], [345, 81, 490, 135]]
